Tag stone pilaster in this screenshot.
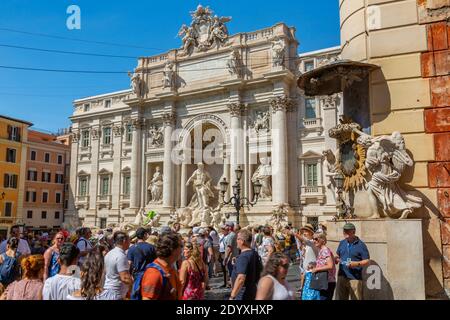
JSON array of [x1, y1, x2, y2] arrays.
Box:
[[269, 96, 293, 205], [162, 112, 176, 209], [130, 118, 143, 209], [228, 103, 245, 187]]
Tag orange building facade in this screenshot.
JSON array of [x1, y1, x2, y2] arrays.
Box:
[[23, 130, 70, 231], [0, 115, 32, 238]]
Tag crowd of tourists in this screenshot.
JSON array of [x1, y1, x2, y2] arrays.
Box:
[[0, 221, 370, 300]]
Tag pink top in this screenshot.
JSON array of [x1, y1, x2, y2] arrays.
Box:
[[316, 247, 336, 283], [182, 261, 205, 301], [6, 279, 44, 300]]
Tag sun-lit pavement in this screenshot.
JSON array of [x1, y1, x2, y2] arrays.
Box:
[[205, 261, 302, 300]]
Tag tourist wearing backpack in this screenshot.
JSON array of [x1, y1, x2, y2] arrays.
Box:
[[0, 225, 31, 256], [138, 232, 182, 300], [0, 237, 21, 288], [76, 228, 93, 266]]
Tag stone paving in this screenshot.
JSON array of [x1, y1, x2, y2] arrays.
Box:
[[205, 262, 302, 300]]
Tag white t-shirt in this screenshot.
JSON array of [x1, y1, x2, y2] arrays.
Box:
[[302, 238, 319, 272], [219, 234, 226, 253], [43, 274, 81, 300], [103, 247, 130, 299], [76, 237, 93, 265], [0, 238, 31, 256], [209, 230, 220, 247], [67, 289, 122, 301], [259, 237, 275, 263]]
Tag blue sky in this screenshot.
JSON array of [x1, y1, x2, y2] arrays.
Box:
[[0, 0, 340, 132]]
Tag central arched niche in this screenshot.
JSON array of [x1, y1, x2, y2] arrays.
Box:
[[181, 118, 226, 210]]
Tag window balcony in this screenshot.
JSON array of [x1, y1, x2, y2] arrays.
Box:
[[300, 185, 326, 205], [120, 194, 130, 209], [302, 118, 323, 129], [96, 194, 112, 209], [75, 195, 90, 210]]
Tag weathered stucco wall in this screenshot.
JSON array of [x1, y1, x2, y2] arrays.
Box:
[[339, 0, 448, 298]]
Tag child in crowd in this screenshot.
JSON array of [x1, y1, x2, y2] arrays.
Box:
[[301, 262, 320, 300]]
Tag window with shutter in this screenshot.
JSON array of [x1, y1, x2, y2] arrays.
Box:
[[7, 125, 12, 140], [4, 203, 12, 217], [12, 175, 18, 189], [32, 192, 37, 202], [26, 191, 30, 202], [4, 174, 10, 188]]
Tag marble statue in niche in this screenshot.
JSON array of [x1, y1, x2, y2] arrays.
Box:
[[148, 166, 163, 204], [272, 38, 286, 67], [252, 157, 272, 200]]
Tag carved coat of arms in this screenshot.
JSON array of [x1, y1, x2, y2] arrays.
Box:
[[178, 5, 232, 55]]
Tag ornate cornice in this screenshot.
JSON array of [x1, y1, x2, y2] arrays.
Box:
[[269, 96, 294, 113], [227, 103, 245, 117]]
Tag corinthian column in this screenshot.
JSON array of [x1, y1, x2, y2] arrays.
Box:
[[162, 112, 176, 209], [270, 96, 293, 205], [228, 103, 244, 186], [130, 118, 143, 209]]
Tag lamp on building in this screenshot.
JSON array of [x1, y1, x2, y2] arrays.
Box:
[[219, 166, 261, 226], [0, 192, 5, 200]]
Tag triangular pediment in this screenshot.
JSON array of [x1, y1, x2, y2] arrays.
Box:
[[299, 150, 322, 159]]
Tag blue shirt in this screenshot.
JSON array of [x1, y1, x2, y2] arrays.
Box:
[[231, 249, 260, 300], [336, 238, 370, 280], [127, 242, 156, 276]]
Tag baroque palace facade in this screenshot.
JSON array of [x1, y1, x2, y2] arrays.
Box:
[[67, 6, 342, 229]]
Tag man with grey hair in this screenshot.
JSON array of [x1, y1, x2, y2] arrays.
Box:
[[229, 229, 262, 300], [223, 222, 239, 287]]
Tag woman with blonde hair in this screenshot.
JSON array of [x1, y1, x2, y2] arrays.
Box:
[[3, 255, 45, 300], [179, 242, 208, 300], [43, 232, 65, 281], [311, 233, 336, 300]]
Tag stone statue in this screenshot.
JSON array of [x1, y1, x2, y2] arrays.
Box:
[[148, 125, 164, 148], [148, 166, 163, 204], [178, 5, 232, 55], [162, 61, 175, 89], [356, 130, 423, 219], [178, 24, 197, 55], [128, 72, 144, 98], [209, 15, 232, 47], [253, 111, 270, 134], [252, 157, 272, 200], [186, 163, 215, 210], [272, 38, 286, 67], [323, 149, 338, 202], [227, 49, 243, 78]]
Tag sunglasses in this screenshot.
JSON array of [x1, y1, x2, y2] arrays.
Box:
[[56, 238, 64, 240], [313, 238, 320, 241], [281, 263, 290, 269]]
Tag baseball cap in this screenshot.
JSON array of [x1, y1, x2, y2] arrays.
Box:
[[343, 223, 356, 231], [160, 226, 172, 235], [225, 222, 234, 228]]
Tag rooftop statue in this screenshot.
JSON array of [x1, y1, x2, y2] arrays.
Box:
[[178, 5, 232, 55]]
